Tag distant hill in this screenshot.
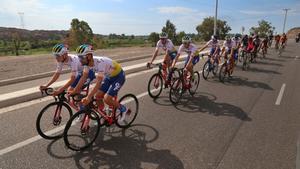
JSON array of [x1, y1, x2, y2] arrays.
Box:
[[287, 27, 300, 39], [0, 27, 69, 41]]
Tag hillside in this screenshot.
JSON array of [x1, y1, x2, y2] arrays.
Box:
[[287, 27, 300, 39], [0, 27, 69, 41]]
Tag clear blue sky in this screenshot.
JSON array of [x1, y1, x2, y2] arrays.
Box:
[[0, 0, 299, 35]]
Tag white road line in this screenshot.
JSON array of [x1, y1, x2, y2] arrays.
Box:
[[0, 97, 53, 115], [297, 137, 300, 169], [275, 83, 286, 105], [0, 89, 158, 156]]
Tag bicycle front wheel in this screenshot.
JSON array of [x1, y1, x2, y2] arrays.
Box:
[[169, 77, 184, 104], [115, 94, 139, 128], [148, 73, 163, 98], [189, 71, 200, 96], [219, 63, 227, 83], [202, 61, 210, 80], [36, 102, 72, 140], [63, 109, 101, 151]]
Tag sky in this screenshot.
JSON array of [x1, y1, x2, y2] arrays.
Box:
[[0, 0, 299, 35]]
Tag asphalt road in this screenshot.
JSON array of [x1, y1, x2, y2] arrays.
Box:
[[1, 41, 300, 169]]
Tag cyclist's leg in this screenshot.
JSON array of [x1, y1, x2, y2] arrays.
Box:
[[103, 70, 126, 110], [162, 53, 170, 80], [167, 51, 177, 83]]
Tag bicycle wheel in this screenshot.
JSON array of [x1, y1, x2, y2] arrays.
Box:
[[64, 109, 101, 151], [212, 60, 219, 76], [189, 71, 200, 96], [147, 73, 163, 98], [115, 94, 139, 128], [36, 102, 72, 140], [169, 76, 184, 104], [219, 63, 227, 83], [202, 61, 210, 80]]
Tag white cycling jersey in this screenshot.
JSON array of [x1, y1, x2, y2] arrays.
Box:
[[206, 39, 220, 49], [56, 54, 83, 76], [178, 43, 198, 56], [223, 40, 236, 50], [156, 39, 175, 52], [84, 56, 122, 77], [231, 38, 240, 49]]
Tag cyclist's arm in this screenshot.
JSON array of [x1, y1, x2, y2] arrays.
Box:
[[149, 48, 159, 64], [185, 53, 195, 68], [73, 67, 89, 93], [56, 73, 76, 93], [171, 53, 181, 68], [86, 73, 104, 100], [197, 43, 208, 52], [42, 72, 60, 88]]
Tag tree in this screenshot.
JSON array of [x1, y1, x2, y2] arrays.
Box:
[[148, 32, 159, 46], [250, 20, 275, 37], [176, 31, 186, 44], [196, 17, 231, 41], [69, 18, 94, 49], [162, 20, 177, 43]]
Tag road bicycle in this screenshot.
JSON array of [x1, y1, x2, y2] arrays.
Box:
[[147, 63, 179, 98], [202, 54, 219, 80], [63, 93, 139, 151], [36, 86, 89, 139], [169, 68, 200, 104]]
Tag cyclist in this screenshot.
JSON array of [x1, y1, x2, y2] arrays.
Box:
[[260, 37, 269, 57], [220, 36, 235, 76], [280, 33, 287, 49], [275, 34, 281, 49], [72, 44, 128, 122], [253, 35, 261, 62], [198, 35, 220, 63], [147, 32, 177, 87], [232, 34, 241, 63], [268, 32, 273, 47], [171, 35, 200, 85], [39, 44, 95, 96], [240, 34, 249, 62]]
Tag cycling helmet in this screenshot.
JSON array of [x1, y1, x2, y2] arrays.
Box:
[[76, 44, 94, 58], [182, 35, 192, 43], [211, 35, 218, 40], [159, 32, 168, 39], [52, 44, 68, 57], [225, 35, 231, 41]]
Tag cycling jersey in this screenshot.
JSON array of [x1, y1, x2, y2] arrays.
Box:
[[223, 40, 235, 51], [92, 56, 122, 77], [280, 36, 287, 43], [56, 54, 83, 75], [275, 35, 281, 42], [232, 38, 240, 49], [178, 43, 198, 56], [156, 39, 176, 52], [205, 39, 219, 49]]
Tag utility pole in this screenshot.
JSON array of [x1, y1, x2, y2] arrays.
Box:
[[18, 12, 25, 29], [214, 0, 218, 36], [282, 8, 290, 33]]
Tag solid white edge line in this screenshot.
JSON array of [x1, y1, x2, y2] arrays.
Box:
[[275, 83, 286, 105]]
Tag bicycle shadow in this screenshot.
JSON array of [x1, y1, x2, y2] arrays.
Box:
[[253, 61, 283, 67], [152, 95, 174, 107], [223, 76, 273, 90], [174, 93, 251, 121], [47, 124, 184, 169], [247, 67, 281, 75], [263, 57, 286, 62]]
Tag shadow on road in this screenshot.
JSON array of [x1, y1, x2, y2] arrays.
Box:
[[47, 124, 184, 169], [223, 76, 273, 90], [174, 93, 251, 121], [247, 67, 281, 75]]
